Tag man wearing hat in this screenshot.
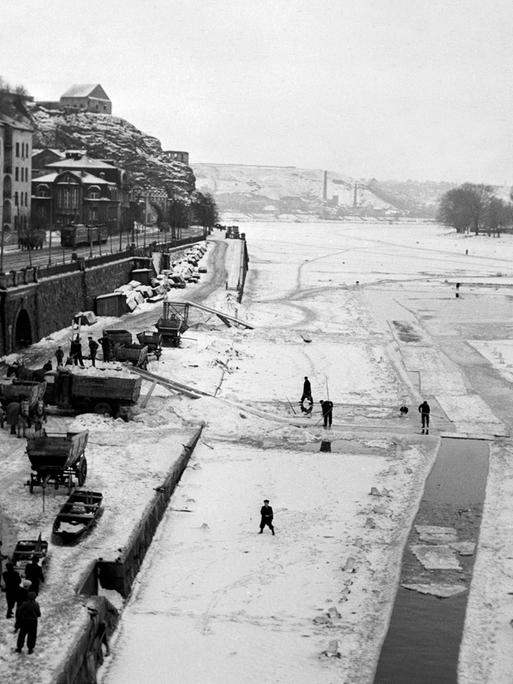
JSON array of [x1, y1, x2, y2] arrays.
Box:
[[3, 562, 20, 619], [15, 591, 41, 654], [88, 336, 99, 367], [259, 499, 275, 535]]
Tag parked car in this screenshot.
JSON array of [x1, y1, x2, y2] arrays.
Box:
[[169, 275, 187, 288]]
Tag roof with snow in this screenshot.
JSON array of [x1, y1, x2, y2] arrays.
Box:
[[32, 170, 115, 185], [46, 155, 117, 170], [61, 84, 110, 99]]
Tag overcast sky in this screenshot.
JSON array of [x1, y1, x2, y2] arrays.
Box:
[[1, 0, 512, 183]]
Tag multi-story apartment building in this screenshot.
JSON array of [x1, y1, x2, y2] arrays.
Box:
[[0, 91, 33, 238]]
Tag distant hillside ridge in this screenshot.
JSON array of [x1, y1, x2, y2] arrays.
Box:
[[30, 106, 195, 200], [192, 163, 456, 220]]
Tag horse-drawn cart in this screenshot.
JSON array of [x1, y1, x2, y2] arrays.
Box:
[[0, 379, 46, 409], [26, 430, 89, 494], [52, 490, 103, 544]]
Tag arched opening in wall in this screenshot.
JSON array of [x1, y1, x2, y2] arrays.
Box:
[[14, 309, 32, 349]]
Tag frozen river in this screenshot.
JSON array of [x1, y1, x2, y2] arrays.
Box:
[[100, 221, 513, 684]]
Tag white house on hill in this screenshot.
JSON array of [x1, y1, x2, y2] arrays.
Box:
[[60, 84, 112, 114]]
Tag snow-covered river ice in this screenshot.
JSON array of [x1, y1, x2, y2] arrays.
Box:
[[72, 221, 513, 683]]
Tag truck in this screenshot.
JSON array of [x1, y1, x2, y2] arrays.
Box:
[[60, 224, 108, 249], [44, 368, 141, 419]]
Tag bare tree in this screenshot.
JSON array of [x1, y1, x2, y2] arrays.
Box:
[[437, 183, 493, 234]]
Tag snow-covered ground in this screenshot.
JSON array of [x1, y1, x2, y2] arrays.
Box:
[[97, 222, 513, 683], [4, 222, 513, 683]]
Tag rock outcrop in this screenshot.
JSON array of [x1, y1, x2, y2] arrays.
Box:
[[30, 106, 195, 200]]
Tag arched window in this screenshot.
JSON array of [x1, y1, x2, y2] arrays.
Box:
[[87, 185, 101, 200], [36, 184, 50, 198]]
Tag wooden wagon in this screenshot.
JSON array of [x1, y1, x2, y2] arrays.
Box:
[[12, 536, 48, 575], [26, 430, 89, 494], [136, 331, 162, 359], [112, 343, 149, 368]]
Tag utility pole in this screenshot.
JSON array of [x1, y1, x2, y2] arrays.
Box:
[[144, 192, 148, 249], [0, 222, 4, 274], [48, 228, 52, 266]]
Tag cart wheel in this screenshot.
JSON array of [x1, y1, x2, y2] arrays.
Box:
[[94, 401, 112, 416]]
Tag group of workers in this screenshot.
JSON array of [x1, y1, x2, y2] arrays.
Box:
[[300, 376, 431, 433], [2, 554, 43, 654], [55, 334, 105, 368]]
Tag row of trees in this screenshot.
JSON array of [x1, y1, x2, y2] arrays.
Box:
[[437, 183, 513, 235], [162, 191, 219, 231]]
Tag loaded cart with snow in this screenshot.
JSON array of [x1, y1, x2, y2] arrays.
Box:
[[45, 367, 142, 418], [26, 430, 89, 494]]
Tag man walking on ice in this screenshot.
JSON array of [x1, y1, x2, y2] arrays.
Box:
[[301, 376, 312, 403], [418, 400, 430, 434], [259, 499, 275, 535]]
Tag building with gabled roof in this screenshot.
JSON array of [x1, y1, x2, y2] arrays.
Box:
[[60, 84, 112, 114], [32, 168, 119, 230]]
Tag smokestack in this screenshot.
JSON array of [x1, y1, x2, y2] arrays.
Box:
[[322, 171, 328, 201]]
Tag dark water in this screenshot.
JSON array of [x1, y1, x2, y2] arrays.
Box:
[[374, 438, 489, 684]]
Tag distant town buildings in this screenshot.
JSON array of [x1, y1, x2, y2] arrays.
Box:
[[0, 90, 33, 238], [59, 84, 112, 114]]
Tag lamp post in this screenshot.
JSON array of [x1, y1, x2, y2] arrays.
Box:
[[143, 193, 148, 249]]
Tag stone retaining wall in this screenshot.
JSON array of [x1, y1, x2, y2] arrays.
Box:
[[56, 427, 203, 684]]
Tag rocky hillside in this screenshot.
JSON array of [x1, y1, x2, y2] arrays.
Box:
[[30, 106, 195, 200], [193, 163, 459, 220]]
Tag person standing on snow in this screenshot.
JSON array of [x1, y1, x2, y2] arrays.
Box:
[[320, 399, 333, 428], [15, 591, 41, 654], [55, 346, 64, 367], [259, 499, 275, 535], [99, 335, 112, 363], [88, 336, 99, 367], [418, 400, 431, 434], [3, 562, 21, 619], [25, 557, 44, 596], [301, 376, 312, 403]]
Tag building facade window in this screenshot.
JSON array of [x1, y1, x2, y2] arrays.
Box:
[[36, 184, 50, 198], [14, 191, 18, 206], [15, 167, 18, 181], [15, 142, 19, 157], [87, 186, 101, 199]]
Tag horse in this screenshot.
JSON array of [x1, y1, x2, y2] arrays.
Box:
[[31, 399, 47, 436], [6, 362, 51, 383]]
